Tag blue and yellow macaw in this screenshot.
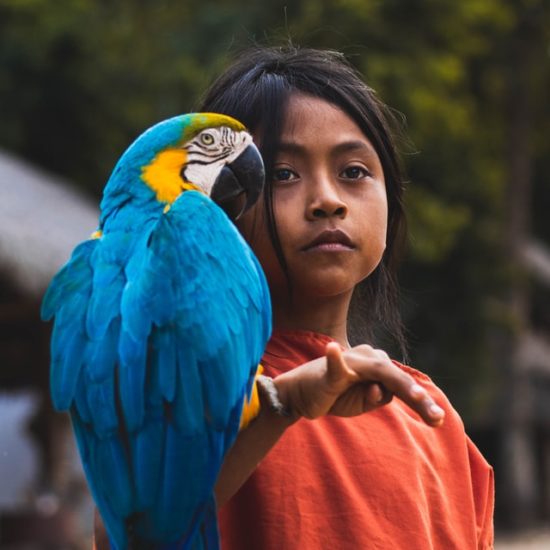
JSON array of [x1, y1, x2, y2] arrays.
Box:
[[41, 113, 271, 549]]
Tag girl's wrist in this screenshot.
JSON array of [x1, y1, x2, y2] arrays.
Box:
[[257, 375, 293, 417], [262, 374, 301, 425]]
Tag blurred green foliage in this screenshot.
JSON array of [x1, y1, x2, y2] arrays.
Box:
[[0, 0, 548, 422]]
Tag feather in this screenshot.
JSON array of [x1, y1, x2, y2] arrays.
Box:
[[73, 375, 93, 424], [41, 240, 96, 321], [93, 436, 135, 515], [130, 410, 165, 510], [71, 414, 129, 550], [86, 376, 118, 437], [86, 260, 125, 341], [118, 330, 147, 431], [49, 333, 86, 411], [144, 424, 223, 544], [86, 317, 121, 383], [174, 344, 205, 434], [154, 326, 177, 402]]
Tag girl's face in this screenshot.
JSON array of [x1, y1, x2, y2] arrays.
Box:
[[238, 93, 388, 304]]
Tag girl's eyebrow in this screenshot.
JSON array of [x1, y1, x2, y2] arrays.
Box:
[[331, 140, 378, 158], [276, 140, 378, 158]]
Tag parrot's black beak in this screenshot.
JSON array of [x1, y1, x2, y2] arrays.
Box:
[[211, 143, 265, 220]]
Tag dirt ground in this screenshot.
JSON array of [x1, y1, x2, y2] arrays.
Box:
[[495, 528, 550, 549]]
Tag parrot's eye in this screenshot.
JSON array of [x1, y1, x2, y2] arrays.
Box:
[[200, 133, 215, 146]]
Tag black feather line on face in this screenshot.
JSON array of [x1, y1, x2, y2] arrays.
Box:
[[184, 149, 235, 166]]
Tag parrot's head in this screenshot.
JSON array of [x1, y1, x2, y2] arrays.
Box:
[[116, 113, 265, 219]]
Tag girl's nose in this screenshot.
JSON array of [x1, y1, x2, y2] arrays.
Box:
[[306, 178, 348, 220]]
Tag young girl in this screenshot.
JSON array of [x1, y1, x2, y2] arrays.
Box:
[[95, 46, 494, 549], [199, 46, 494, 549]]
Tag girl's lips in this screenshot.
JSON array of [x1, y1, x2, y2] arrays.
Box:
[[305, 242, 355, 252], [302, 229, 356, 251]]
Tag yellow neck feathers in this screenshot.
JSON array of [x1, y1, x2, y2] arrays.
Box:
[[141, 148, 198, 204]]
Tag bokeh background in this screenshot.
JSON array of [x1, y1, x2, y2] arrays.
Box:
[[0, 0, 549, 547]]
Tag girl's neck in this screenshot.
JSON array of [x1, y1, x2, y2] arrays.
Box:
[[271, 291, 352, 348]]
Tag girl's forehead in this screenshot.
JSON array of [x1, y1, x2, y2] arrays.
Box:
[[283, 93, 347, 125], [278, 93, 377, 155]]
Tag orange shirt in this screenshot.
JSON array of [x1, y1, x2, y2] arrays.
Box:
[[219, 330, 494, 550]]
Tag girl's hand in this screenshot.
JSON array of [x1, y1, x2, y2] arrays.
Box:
[[274, 343, 444, 426]]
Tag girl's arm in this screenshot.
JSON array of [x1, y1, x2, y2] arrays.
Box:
[[215, 343, 444, 506]]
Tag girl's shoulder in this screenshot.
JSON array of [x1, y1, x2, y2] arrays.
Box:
[[392, 359, 432, 383]]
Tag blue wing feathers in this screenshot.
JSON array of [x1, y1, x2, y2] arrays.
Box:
[[130, 414, 165, 511], [86, 318, 120, 383], [41, 239, 97, 321], [46, 241, 96, 411], [199, 497, 221, 550], [86, 263, 125, 340], [93, 437, 135, 514], [74, 376, 93, 424], [71, 414, 129, 550], [86, 375, 118, 436], [49, 323, 87, 410], [153, 327, 177, 402], [118, 331, 147, 431], [174, 344, 206, 434], [44, 188, 271, 548], [144, 425, 222, 543]]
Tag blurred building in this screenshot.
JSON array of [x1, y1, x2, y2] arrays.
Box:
[[0, 149, 98, 548], [508, 240, 550, 524]]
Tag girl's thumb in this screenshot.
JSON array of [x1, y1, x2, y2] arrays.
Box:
[[325, 342, 349, 384]]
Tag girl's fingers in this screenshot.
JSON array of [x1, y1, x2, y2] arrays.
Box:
[[345, 348, 445, 426], [363, 382, 392, 408], [382, 370, 444, 426], [407, 383, 445, 426], [387, 375, 444, 426]]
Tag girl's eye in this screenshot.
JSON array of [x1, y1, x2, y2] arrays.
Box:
[[273, 168, 298, 183], [340, 166, 370, 180]]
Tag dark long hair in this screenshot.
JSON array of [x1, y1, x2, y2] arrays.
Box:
[[198, 46, 408, 358]]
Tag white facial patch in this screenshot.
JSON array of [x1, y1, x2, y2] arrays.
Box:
[[183, 128, 253, 195]]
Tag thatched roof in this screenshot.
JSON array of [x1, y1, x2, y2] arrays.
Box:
[[0, 149, 99, 297]]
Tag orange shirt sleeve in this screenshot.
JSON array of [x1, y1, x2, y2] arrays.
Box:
[[468, 437, 495, 549]]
